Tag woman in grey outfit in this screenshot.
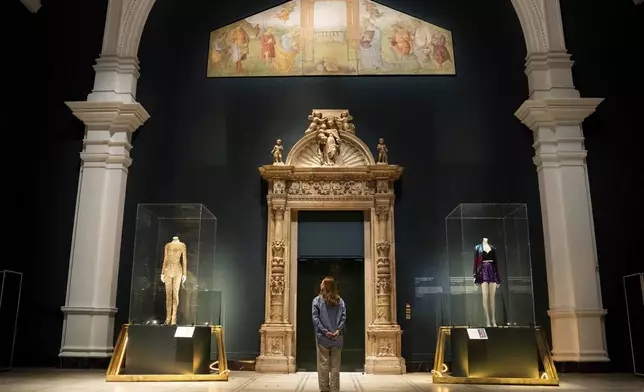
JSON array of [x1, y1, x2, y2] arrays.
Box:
[[312, 277, 347, 392]]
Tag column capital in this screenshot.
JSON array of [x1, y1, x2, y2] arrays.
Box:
[[66, 101, 150, 132], [515, 98, 603, 131]]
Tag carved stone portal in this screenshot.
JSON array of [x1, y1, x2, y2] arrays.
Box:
[[256, 110, 404, 375]]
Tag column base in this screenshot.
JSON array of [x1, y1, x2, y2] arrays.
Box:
[[59, 306, 117, 358], [548, 308, 610, 363], [256, 322, 296, 374], [365, 324, 405, 374]]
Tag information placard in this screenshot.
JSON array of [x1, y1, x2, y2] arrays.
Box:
[[174, 326, 195, 338], [466, 328, 488, 340]]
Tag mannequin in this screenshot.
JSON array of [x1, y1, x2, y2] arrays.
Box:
[[161, 236, 187, 325], [473, 237, 501, 327]]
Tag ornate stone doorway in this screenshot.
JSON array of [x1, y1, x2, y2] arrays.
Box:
[[256, 110, 405, 374]]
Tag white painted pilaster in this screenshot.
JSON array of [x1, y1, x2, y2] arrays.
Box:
[[59, 102, 149, 358], [516, 98, 609, 363]]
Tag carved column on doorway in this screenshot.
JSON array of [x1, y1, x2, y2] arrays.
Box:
[[366, 173, 405, 374], [257, 174, 296, 373]]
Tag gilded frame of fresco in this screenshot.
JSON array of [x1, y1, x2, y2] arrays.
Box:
[[256, 109, 405, 374], [207, 0, 455, 77]]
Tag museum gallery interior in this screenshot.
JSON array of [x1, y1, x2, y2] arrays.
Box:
[[5, 0, 644, 389]]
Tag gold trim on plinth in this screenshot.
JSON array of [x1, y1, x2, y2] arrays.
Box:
[[431, 326, 559, 386], [106, 324, 229, 382]]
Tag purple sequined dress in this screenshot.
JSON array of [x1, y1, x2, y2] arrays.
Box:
[[474, 245, 502, 285]]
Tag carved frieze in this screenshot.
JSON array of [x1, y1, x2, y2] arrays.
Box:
[[287, 180, 375, 197]]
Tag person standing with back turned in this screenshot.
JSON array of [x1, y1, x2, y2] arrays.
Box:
[[312, 277, 347, 392]]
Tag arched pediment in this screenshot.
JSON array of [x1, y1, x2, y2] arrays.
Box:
[[284, 109, 375, 167]]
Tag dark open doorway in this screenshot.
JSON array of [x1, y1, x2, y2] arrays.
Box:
[[296, 257, 365, 372]]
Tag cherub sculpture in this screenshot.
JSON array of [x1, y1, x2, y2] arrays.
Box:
[[377, 138, 388, 164], [271, 139, 284, 165]]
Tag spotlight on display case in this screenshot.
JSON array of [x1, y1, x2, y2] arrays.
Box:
[[432, 203, 558, 386], [106, 203, 228, 382]]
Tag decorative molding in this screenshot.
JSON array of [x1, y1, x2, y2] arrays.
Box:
[[61, 306, 118, 316], [515, 98, 603, 130], [66, 101, 150, 132], [548, 309, 608, 319]]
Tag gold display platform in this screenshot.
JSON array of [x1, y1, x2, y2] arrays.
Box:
[[431, 326, 559, 386], [106, 324, 229, 382]]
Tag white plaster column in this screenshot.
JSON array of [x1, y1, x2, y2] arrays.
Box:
[[59, 102, 149, 358], [516, 98, 608, 362], [59, 0, 153, 358], [513, 0, 609, 364]]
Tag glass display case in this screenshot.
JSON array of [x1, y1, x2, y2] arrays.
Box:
[[129, 203, 221, 326], [0, 270, 23, 370], [445, 203, 535, 327]]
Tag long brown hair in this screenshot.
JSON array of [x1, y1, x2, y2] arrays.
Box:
[[320, 277, 340, 306]]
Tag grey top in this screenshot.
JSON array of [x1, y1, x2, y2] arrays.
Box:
[[312, 295, 347, 348]]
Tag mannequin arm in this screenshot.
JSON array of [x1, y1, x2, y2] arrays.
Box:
[[161, 244, 168, 273], [473, 249, 481, 276], [182, 244, 188, 276]]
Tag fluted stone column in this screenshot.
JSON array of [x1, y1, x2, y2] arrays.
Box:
[[516, 98, 608, 363], [60, 101, 149, 358]]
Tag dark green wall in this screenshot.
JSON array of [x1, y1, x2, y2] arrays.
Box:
[[14, 0, 643, 371]]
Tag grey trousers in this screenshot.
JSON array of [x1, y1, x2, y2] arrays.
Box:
[[317, 344, 342, 392]]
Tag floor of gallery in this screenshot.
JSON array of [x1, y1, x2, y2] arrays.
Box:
[[1, 369, 642, 392]]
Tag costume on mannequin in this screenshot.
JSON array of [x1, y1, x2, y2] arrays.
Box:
[[473, 238, 501, 327], [161, 236, 187, 325]]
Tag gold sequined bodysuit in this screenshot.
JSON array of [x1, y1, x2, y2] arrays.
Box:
[[162, 241, 187, 325]]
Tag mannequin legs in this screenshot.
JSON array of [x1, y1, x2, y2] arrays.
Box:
[[480, 282, 497, 327], [489, 282, 497, 327], [164, 275, 181, 325], [481, 283, 491, 327]]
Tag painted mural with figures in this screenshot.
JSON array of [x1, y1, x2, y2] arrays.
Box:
[[206, 0, 455, 77]]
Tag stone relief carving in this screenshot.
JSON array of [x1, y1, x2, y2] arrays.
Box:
[[376, 180, 389, 194], [287, 180, 375, 197], [270, 276, 285, 296], [375, 206, 390, 221], [272, 206, 285, 220], [269, 337, 283, 356], [293, 137, 369, 167], [272, 180, 286, 195], [317, 122, 341, 166], [306, 110, 355, 135], [378, 338, 394, 357], [376, 277, 391, 295], [291, 110, 370, 167]]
